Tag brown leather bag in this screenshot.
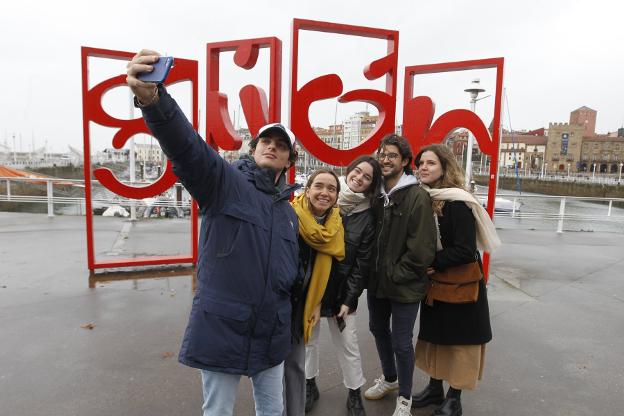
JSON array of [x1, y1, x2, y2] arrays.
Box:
[[425, 261, 482, 306]]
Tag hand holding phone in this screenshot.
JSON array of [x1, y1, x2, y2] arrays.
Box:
[[336, 316, 346, 332], [138, 56, 174, 83]]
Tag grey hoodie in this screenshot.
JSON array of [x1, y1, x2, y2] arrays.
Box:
[[380, 173, 419, 206]]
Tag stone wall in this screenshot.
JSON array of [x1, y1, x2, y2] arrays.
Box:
[[474, 175, 624, 199]]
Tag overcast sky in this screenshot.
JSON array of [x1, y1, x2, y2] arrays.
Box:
[[1, 0, 623, 154]]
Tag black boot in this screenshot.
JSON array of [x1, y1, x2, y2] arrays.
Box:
[[432, 396, 462, 416], [346, 388, 366, 416], [412, 380, 444, 408], [305, 378, 320, 413]]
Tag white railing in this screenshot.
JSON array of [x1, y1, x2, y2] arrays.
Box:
[[0, 176, 191, 218], [2, 176, 624, 233], [476, 192, 624, 233], [477, 170, 624, 185]]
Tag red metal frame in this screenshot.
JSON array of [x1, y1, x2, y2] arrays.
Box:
[[403, 57, 505, 278], [290, 18, 399, 176], [81, 46, 199, 272], [205, 38, 282, 150], [80, 21, 505, 278]]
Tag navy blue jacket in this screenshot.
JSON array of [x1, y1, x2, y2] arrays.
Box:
[[140, 87, 300, 376]]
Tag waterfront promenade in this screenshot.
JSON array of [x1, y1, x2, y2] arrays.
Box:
[[1, 212, 623, 415]]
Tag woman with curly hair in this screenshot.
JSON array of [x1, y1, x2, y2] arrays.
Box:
[[412, 144, 501, 416]]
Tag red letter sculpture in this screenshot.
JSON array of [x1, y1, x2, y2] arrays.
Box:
[[81, 46, 199, 272], [403, 58, 505, 278], [290, 19, 398, 166], [80, 20, 504, 279], [205, 38, 282, 150]]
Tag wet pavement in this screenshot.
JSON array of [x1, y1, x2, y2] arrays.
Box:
[[1, 212, 623, 415]]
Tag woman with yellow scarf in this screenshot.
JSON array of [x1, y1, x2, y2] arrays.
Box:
[[284, 169, 345, 416]]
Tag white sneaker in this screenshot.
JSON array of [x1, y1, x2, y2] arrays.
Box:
[[392, 396, 412, 416], [363, 375, 399, 400]]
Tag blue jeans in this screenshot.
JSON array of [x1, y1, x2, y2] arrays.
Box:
[[367, 293, 420, 398], [201, 363, 284, 416]]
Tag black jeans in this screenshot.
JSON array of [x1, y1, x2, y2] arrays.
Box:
[[367, 292, 420, 398]]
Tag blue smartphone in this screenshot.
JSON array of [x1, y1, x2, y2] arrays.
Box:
[[138, 56, 174, 83]]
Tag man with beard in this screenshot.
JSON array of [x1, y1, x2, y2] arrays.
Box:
[[363, 134, 436, 416]]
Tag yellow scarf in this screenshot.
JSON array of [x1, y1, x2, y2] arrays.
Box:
[[292, 194, 345, 343]]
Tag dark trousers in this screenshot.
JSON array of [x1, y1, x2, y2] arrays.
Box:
[[367, 292, 420, 398], [283, 337, 305, 416]]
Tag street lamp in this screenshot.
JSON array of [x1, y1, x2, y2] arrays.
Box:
[[463, 79, 485, 187], [567, 163, 571, 179], [531, 146, 538, 176], [459, 141, 466, 168]]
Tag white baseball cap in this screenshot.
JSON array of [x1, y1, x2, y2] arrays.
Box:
[[256, 123, 296, 151]]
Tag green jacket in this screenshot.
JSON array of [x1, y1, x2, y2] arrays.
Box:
[[369, 181, 436, 303]]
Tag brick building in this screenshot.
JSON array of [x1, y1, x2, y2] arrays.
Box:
[[544, 107, 624, 173]]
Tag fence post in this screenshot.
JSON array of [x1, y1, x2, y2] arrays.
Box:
[[557, 196, 566, 233], [6, 180, 10, 201], [607, 200, 613, 217], [47, 179, 54, 217]]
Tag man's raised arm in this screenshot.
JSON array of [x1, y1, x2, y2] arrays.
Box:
[[126, 49, 230, 210]]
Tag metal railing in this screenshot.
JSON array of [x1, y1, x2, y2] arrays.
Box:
[[0, 176, 191, 218], [476, 192, 624, 233], [2, 176, 624, 233], [477, 169, 624, 185]]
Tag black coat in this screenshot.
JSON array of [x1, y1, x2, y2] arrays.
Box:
[[320, 208, 375, 316], [290, 236, 316, 342], [418, 200, 492, 345]]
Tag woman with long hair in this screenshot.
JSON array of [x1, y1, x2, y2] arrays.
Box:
[[412, 144, 501, 416], [284, 169, 345, 416], [304, 156, 382, 416]]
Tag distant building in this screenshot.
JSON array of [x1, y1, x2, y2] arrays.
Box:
[[569, 106, 597, 137], [323, 124, 344, 150], [296, 126, 343, 173], [580, 136, 624, 173], [544, 107, 624, 173], [445, 130, 489, 171], [544, 122, 584, 172], [0, 148, 76, 169], [95, 148, 129, 164], [445, 128, 547, 173], [501, 134, 547, 172], [220, 128, 253, 163], [343, 111, 378, 149], [134, 143, 164, 164]]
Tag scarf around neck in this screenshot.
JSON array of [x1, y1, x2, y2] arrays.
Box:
[[291, 194, 345, 343], [337, 176, 371, 216], [420, 185, 502, 253]]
